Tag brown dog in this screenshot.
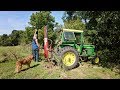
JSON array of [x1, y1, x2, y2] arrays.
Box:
[[15, 54, 34, 73]]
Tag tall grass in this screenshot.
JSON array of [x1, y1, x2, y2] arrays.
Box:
[[0, 44, 32, 63]]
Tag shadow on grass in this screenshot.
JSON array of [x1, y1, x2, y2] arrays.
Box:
[[21, 64, 40, 72]]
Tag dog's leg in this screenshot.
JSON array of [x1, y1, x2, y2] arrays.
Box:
[[15, 62, 19, 73], [19, 64, 22, 71], [15, 65, 19, 73], [15, 65, 21, 73], [17, 64, 22, 73]]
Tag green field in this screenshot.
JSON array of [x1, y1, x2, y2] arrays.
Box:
[[0, 46, 120, 79]]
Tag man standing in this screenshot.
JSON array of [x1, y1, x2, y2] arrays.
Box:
[[32, 29, 40, 62]]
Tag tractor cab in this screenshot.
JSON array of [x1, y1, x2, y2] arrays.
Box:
[[64, 31, 76, 42], [59, 29, 84, 48]]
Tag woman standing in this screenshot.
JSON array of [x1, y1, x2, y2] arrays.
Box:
[[32, 29, 40, 62]]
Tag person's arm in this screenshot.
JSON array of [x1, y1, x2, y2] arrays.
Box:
[[33, 29, 40, 48], [33, 29, 37, 37], [35, 38, 40, 49]]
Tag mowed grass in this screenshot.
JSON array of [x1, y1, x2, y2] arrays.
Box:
[[0, 60, 62, 79], [0, 46, 120, 79]]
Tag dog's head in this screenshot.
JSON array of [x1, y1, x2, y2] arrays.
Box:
[[29, 54, 34, 60]]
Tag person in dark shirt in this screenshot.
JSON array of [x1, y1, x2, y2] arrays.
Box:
[[32, 29, 40, 62]]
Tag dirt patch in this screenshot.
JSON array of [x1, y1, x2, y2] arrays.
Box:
[[44, 62, 55, 69], [60, 72, 70, 79]]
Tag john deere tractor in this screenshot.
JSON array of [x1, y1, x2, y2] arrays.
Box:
[[53, 29, 99, 70]]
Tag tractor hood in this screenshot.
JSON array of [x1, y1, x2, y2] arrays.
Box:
[[83, 45, 95, 48]]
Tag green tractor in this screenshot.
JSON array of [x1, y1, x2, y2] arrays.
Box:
[[53, 28, 99, 70]]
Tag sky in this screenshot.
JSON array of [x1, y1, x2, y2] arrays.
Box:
[[0, 11, 64, 35]]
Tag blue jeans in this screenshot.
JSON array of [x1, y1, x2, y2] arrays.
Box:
[[32, 48, 39, 62]]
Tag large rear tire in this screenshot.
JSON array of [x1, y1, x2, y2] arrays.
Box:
[[59, 46, 79, 70]]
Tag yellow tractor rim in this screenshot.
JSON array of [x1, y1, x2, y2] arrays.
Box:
[[62, 52, 76, 66], [95, 57, 99, 64]]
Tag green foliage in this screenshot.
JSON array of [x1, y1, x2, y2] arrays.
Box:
[[25, 26, 34, 44], [26, 11, 56, 46], [54, 23, 63, 32], [29, 11, 55, 30], [10, 30, 20, 46], [85, 11, 120, 65], [63, 11, 85, 30], [62, 11, 78, 22], [0, 34, 13, 46], [64, 18, 85, 30], [18, 30, 28, 45]]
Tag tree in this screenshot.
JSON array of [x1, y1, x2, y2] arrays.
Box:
[[62, 11, 85, 30], [26, 11, 56, 46], [28, 11, 55, 30], [86, 11, 120, 65], [0, 34, 9, 46], [10, 30, 20, 46], [18, 30, 28, 45], [25, 26, 34, 44], [64, 18, 85, 30], [53, 23, 63, 32], [62, 11, 77, 22], [0, 34, 12, 46]]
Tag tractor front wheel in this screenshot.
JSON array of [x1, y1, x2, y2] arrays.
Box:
[[91, 56, 100, 64], [59, 46, 79, 70]]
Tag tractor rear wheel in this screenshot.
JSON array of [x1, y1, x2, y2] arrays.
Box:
[[59, 46, 79, 70]]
